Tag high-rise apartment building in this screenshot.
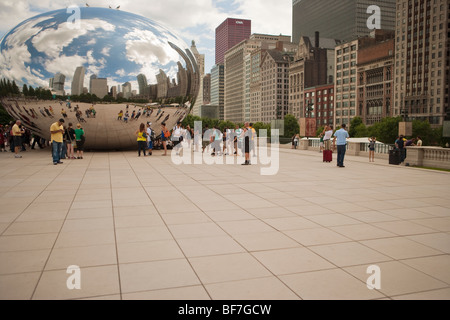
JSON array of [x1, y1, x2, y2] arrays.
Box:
[[259, 49, 293, 123], [224, 34, 295, 123], [90, 77, 108, 99], [334, 29, 395, 126], [203, 74, 211, 105], [289, 33, 339, 119], [137, 74, 149, 97], [71, 66, 85, 96], [357, 37, 395, 125], [304, 84, 335, 127], [393, 0, 449, 126], [215, 18, 251, 65], [50, 73, 66, 95], [210, 64, 224, 120], [292, 0, 396, 43], [122, 82, 132, 99]]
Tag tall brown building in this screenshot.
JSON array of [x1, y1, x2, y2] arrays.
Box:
[[224, 34, 294, 123], [289, 33, 339, 119], [393, 0, 450, 126], [334, 29, 395, 127], [259, 49, 293, 123], [357, 38, 395, 125]]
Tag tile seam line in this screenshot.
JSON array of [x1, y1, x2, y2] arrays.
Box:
[[123, 151, 214, 300], [163, 154, 331, 300], [29, 153, 94, 300]]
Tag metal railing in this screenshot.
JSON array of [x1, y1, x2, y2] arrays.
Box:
[[360, 143, 393, 154]]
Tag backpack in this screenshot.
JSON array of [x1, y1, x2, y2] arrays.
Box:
[[164, 130, 171, 138]]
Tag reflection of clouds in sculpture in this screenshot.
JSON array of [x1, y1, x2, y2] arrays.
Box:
[[0, 7, 197, 97], [32, 19, 115, 58]]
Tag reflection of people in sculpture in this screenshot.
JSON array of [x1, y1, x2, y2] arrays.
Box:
[[118, 110, 123, 121], [39, 107, 46, 117], [124, 111, 129, 123], [135, 110, 142, 120], [61, 108, 67, 118]]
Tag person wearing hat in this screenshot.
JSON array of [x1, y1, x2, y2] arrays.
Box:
[[50, 118, 65, 165]]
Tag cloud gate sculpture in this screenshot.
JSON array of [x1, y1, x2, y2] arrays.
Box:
[[0, 7, 199, 150]]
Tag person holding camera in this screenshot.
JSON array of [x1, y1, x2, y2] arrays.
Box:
[[12, 120, 25, 159], [50, 118, 65, 165]]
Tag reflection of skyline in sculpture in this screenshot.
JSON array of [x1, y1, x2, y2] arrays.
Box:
[[0, 7, 199, 105], [71, 66, 85, 96], [0, 7, 198, 150], [50, 73, 65, 96]]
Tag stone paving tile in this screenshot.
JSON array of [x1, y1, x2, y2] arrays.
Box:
[[1, 149, 449, 300]]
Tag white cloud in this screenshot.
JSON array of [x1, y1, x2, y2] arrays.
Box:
[[0, 0, 294, 86], [32, 19, 115, 58]]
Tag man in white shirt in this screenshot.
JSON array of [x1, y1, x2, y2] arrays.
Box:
[[323, 125, 334, 151]]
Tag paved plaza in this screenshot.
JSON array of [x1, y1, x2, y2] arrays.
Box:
[[0, 147, 449, 300]]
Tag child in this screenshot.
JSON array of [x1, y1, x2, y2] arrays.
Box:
[[368, 137, 376, 162]]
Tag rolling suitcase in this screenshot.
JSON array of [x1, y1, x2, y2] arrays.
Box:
[[323, 150, 332, 163]]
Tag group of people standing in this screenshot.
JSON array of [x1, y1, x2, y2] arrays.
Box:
[[50, 119, 85, 165], [319, 124, 349, 167], [134, 121, 257, 165]]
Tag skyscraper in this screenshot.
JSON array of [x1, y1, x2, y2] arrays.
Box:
[[210, 64, 224, 120], [50, 73, 66, 95], [215, 18, 251, 65], [292, 0, 396, 43], [122, 82, 132, 99], [393, 0, 449, 126], [90, 78, 108, 99], [137, 74, 149, 97], [224, 34, 295, 123], [71, 66, 85, 96], [190, 40, 205, 116]]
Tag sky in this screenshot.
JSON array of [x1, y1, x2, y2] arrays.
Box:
[[0, 0, 293, 75]]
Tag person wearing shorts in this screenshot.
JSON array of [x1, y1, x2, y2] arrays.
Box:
[[12, 120, 25, 158], [74, 123, 85, 159]]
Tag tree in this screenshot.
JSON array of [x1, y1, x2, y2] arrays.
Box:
[[22, 84, 28, 96], [368, 117, 401, 144], [354, 123, 369, 138], [316, 126, 325, 137], [0, 103, 14, 124], [284, 114, 300, 138], [349, 117, 363, 137], [412, 120, 433, 145]]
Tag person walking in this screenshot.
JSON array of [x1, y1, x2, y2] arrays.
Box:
[[74, 123, 85, 159], [333, 124, 349, 168], [50, 118, 65, 165], [136, 123, 147, 157], [368, 137, 376, 162]]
